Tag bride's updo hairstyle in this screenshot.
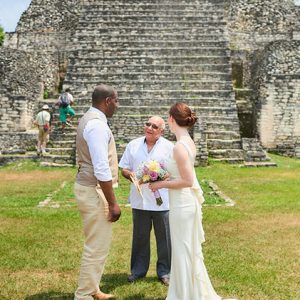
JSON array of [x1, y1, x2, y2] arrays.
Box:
[[169, 102, 198, 128]]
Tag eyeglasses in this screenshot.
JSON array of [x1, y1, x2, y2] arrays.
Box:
[[145, 122, 160, 130]]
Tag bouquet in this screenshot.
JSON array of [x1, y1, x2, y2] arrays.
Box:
[[134, 160, 169, 206]]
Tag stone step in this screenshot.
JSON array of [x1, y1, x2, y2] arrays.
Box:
[[205, 122, 240, 132], [49, 132, 76, 141], [115, 105, 239, 114], [72, 98, 236, 112], [47, 148, 75, 155], [40, 154, 75, 165], [74, 90, 235, 105], [80, 13, 225, 21], [40, 162, 75, 168], [67, 71, 231, 82], [206, 131, 241, 140], [48, 140, 76, 148], [78, 95, 230, 106], [69, 55, 230, 66], [211, 157, 245, 164], [39, 98, 58, 104], [71, 40, 229, 50], [82, 1, 225, 7], [72, 33, 228, 42], [49, 126, 78, 134], [50, 118, 240, 133], [75, 26, 225, 36], [0, 153, 38, 166], [81, 2, 226, 11], [242, 161, 277, 168], [67, 104, 239, 120], [76, 19, 227, 27], [76, 46, 230, 53], [207, 139, 242, 150], [209, 149, 244, 159], [68, 63, 230, 74], [55, 105, 239, 118], [64, 80, 232, 91]]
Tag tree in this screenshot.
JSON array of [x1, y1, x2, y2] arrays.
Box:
[[0, 25, 5, 47]]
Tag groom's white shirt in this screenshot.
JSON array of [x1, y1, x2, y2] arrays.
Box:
[[119, 136, 174, 211], [83, 107, 112, 182]]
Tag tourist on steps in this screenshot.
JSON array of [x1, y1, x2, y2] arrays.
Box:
[[56, 88, 76, 134], [33, 104, 51, 156]]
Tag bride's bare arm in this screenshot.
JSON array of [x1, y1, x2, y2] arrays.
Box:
[[149, 144, 194, 191]]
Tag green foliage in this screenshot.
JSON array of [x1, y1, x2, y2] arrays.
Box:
[[43, 89, 49, 99], [0, 25, 5, 47]]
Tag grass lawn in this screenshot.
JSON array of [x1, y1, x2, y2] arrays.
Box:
[[0, 154, 299, 300]]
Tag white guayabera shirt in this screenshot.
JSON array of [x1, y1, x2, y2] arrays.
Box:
[[119, 136, 174, 211]]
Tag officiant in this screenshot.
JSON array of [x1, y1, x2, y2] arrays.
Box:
[[119, 116, 174, 285]]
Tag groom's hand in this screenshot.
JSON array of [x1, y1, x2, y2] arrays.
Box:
[[108, 202, 121, 222]]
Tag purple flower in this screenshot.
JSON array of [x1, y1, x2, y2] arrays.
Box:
[[149, 171, 158, 181]]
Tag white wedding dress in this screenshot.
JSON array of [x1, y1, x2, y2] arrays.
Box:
[[166, 141, 221, 300]]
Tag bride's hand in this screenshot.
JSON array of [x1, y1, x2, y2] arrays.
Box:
[[149, 181, 163, 192]]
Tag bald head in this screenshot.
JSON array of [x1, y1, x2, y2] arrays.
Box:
[[149, 116, 165, 130], [92, 84, 116, 106]]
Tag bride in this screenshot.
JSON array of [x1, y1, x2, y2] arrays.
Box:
[[149, 102, 221, 300]]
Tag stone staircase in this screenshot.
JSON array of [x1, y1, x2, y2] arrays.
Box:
[[47, 0, 244, 165], [242, 138, 277, 167], [36, 99, 77, 167]]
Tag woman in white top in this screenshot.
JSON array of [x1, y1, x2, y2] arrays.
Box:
[[149, 102, 221, 300]]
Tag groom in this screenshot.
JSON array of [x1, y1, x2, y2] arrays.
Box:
[[74, 84, 121, 300], [119, 116, 173, 285]]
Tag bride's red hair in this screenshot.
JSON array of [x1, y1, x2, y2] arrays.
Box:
[[169, 102, 198, 128]]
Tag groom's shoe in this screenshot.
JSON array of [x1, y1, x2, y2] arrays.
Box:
[[92, 291, 115, 299]]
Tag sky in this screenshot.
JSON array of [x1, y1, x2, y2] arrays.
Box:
[[0, 0, 32, 32], [1, 0, 300, 32]]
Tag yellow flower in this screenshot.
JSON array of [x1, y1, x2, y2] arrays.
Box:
[[148, 160, 160, 173], [142, 174, 150, 182]]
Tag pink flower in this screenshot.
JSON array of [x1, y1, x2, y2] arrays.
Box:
[[149, 171, 158, 181]]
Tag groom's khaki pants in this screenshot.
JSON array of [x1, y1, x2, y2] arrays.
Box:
[[74, 182, 112, 300]]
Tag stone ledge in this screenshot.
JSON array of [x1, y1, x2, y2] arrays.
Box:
[[241, 161, 277, 168]]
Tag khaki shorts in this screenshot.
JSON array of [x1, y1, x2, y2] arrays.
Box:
[[38, 126, 49, 143]]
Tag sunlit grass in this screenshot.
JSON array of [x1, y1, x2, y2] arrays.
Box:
[[0, 155, 299, 300]]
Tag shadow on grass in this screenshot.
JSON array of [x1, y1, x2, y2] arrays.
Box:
[[25, 291, 73, 300], [25, 273, 165, 300], [102, 273, 166, 300]]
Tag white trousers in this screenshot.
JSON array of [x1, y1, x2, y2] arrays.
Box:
[[74, 183, 112, 300]]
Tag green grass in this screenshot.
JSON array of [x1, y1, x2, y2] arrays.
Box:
[[0, 154, 299, 299]]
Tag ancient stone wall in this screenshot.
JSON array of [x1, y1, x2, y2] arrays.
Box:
[[0, 49, 42, 132], [226, 0, 300, 156], [254, 41, 300, 155], [0, 0, 82, 136], [227, 0, 297, 50], [16, 0, 82, 33], [0, 132, 37, 153]]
